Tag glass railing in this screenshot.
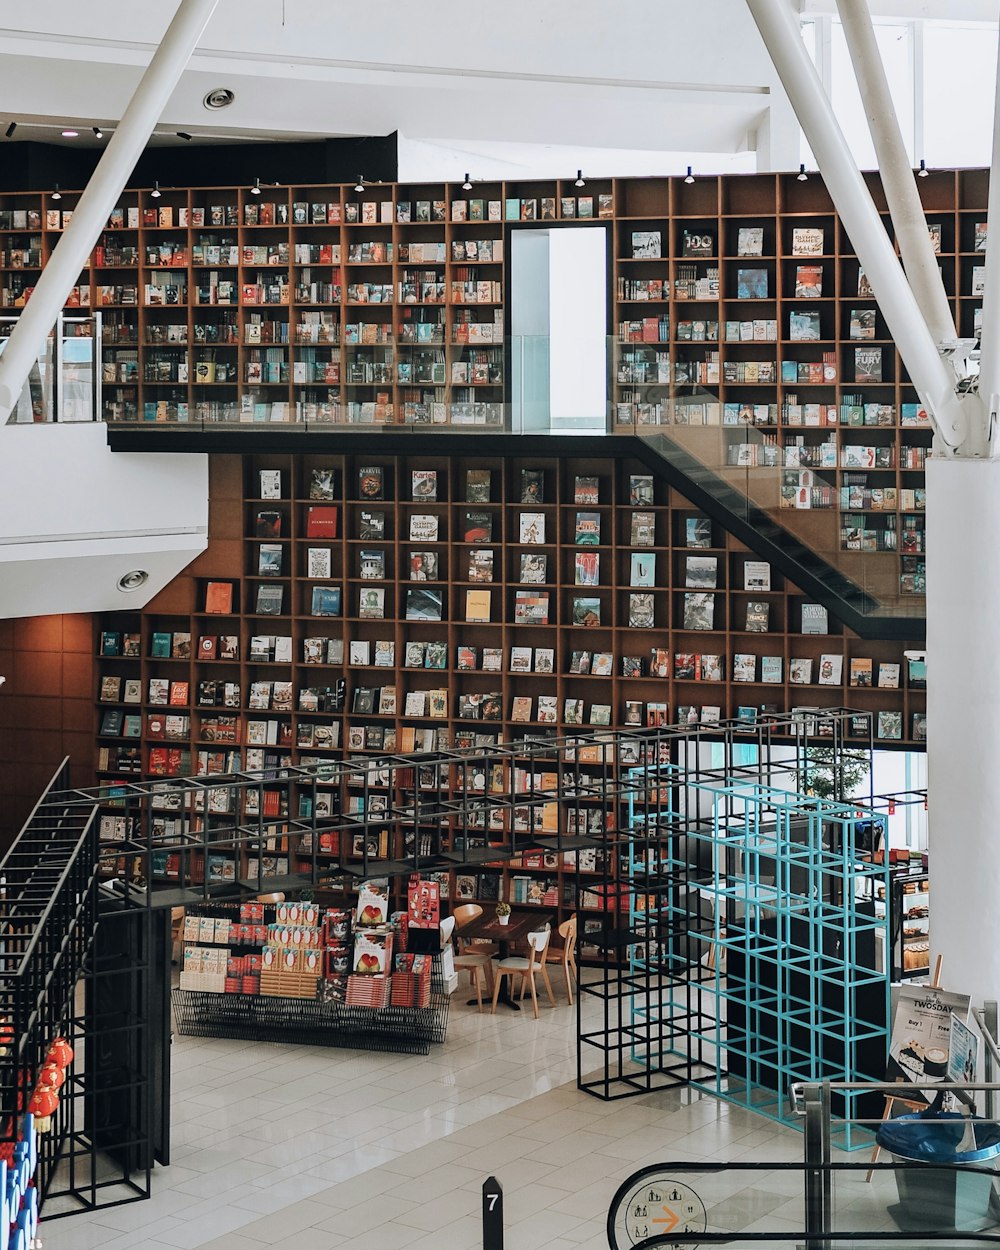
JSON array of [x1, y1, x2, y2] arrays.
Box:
[[94, 330, 926, 623], [1, 312, 101, 423]]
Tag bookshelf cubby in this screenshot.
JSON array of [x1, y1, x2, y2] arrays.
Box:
[[94, 448, 925, 923]]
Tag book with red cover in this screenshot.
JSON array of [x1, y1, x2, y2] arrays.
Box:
[[306, 506, 338, 538], [205, 581, 234, 614], [146, 713, 166, 740]]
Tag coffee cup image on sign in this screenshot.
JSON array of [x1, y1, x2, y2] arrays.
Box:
[[923, 1047, 949, 1078]]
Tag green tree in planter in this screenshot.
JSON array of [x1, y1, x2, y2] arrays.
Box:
[[795, 747, 871, 802]]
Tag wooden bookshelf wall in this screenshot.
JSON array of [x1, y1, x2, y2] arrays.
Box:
[[93, 449, 926, 914], [0, 166, 973, 598]]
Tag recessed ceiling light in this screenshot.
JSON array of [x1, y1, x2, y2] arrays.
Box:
[[117, 570, 149, 592], [203, 87, 235, 110], [61, 129, 79, 138]]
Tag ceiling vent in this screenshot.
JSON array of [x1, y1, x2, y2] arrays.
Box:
[[203, 88, 235, 110]]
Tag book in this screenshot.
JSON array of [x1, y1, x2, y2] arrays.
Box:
[[310, 586, 341, 616], [520, 469, 544, 503], [205, 581, 234, 613], [513, 591, 549, 625], [818, 654, 843, 685], [855, 347, 882, 383], [309, 468, 335, 500], [685, 556, 717, 588], [255, 510, 282, 538], [685, 517, 711, 548], [975, 222, 988, 252], [789, 310, 821, 341], [732, 654, 756, 682], [575, 551, 600, 586], [794, 264, 823, 298], [736, 268, 768, 299], [258, 543, 283, 576], [519, 512, 545, 544], [791, 227, 824, 256], [574, 475, 599, 504], [411, 469, 437, 500], [743, 561, 771, 592], [629, 475, 654, 506], [358, 466, 384, 499], [100, 675, 122, 702], [259, 469, 281, 499], [631, 230, 661, 259], [569, 650, 592, 674], [878, 662, 901, 689], [591, 652, 613, 676], [682, 229, 713, 256], [405, 588, 443, 621], [519, 552, 547, 583], [572, 597, 601, 626], [465, 589, 491, 622], [849, 657, 874, 687], [359, 510, 384, 539], [877, 711, 902, 740], [255, 584, 284, 615], [789, 657, 813, 684], [467, 549, 494, 582], [849, 308, 876, 340], [308, 547, 331, 579], [737, 226, 764, 256], [305, 506, 338, 538], [744, 601, 769, 633], [630, 552, 655, 586], [574, 512, 600, 545], [409, 514, 439, 542], [359, 549, 385, 579], [761, 656, 782, 684], [631, 512, 655, 546], [466, 469, 491, 502], [801, 603, 828, 634], [683, 593, 714, 630], [628, 593, 654, 628], [464, 511, 493, 543], [912, 712, 927, 741], [410, 550, 439, 580], [358, 587, 385, 619]]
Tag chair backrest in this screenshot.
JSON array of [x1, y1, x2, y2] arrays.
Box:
[[452, 903, 483, 931], [526, 923, 551, 967], [558, 914, 577, 961], [439, 915, 456, 946]]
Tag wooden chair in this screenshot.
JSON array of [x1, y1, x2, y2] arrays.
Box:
[[541, 914, 578, 1005], [491, 924, 556, 1018], [450, 905, 494, 1011]]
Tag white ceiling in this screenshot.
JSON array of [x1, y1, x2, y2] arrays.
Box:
[[0, 1, 785, 170], [0, 1, 995, 178]]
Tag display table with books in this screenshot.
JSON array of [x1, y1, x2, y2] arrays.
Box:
[[172, 893, 451, 1054]]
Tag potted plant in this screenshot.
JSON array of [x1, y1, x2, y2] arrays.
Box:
[[495, 901, 511, 926], [793, 746, 870, 802]]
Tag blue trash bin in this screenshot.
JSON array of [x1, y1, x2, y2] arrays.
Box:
[[877, 1110, 1000, 1233]]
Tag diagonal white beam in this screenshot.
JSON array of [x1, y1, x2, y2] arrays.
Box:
[[746, 0, 970, 452], [0, 0, 219, 422], [836, 0, 955, 347], [978, 28, 1000, 456]]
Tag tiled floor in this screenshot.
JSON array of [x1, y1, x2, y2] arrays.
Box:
[[44, 979, 904, 1250]]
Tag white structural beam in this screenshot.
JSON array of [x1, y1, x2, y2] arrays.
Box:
[[836, 0, 955, 346], [0, 0, 219, 422], [977, 30, 1000, 455], [745, 0, 971, 452]]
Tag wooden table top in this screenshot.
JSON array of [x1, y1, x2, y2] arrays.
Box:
[[458, 908, 555, 945]]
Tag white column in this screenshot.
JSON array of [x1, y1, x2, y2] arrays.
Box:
[[0, 0, 219, 421], [927, 456, 1000, 1005]]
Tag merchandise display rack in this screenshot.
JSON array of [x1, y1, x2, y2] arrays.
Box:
[[171, 982, 450, 1054]]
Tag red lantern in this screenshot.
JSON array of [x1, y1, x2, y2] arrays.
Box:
[[27, 1088, 58, 1133], [37, 1063, 64, 1091], [47, 1037, 73, 1069]]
